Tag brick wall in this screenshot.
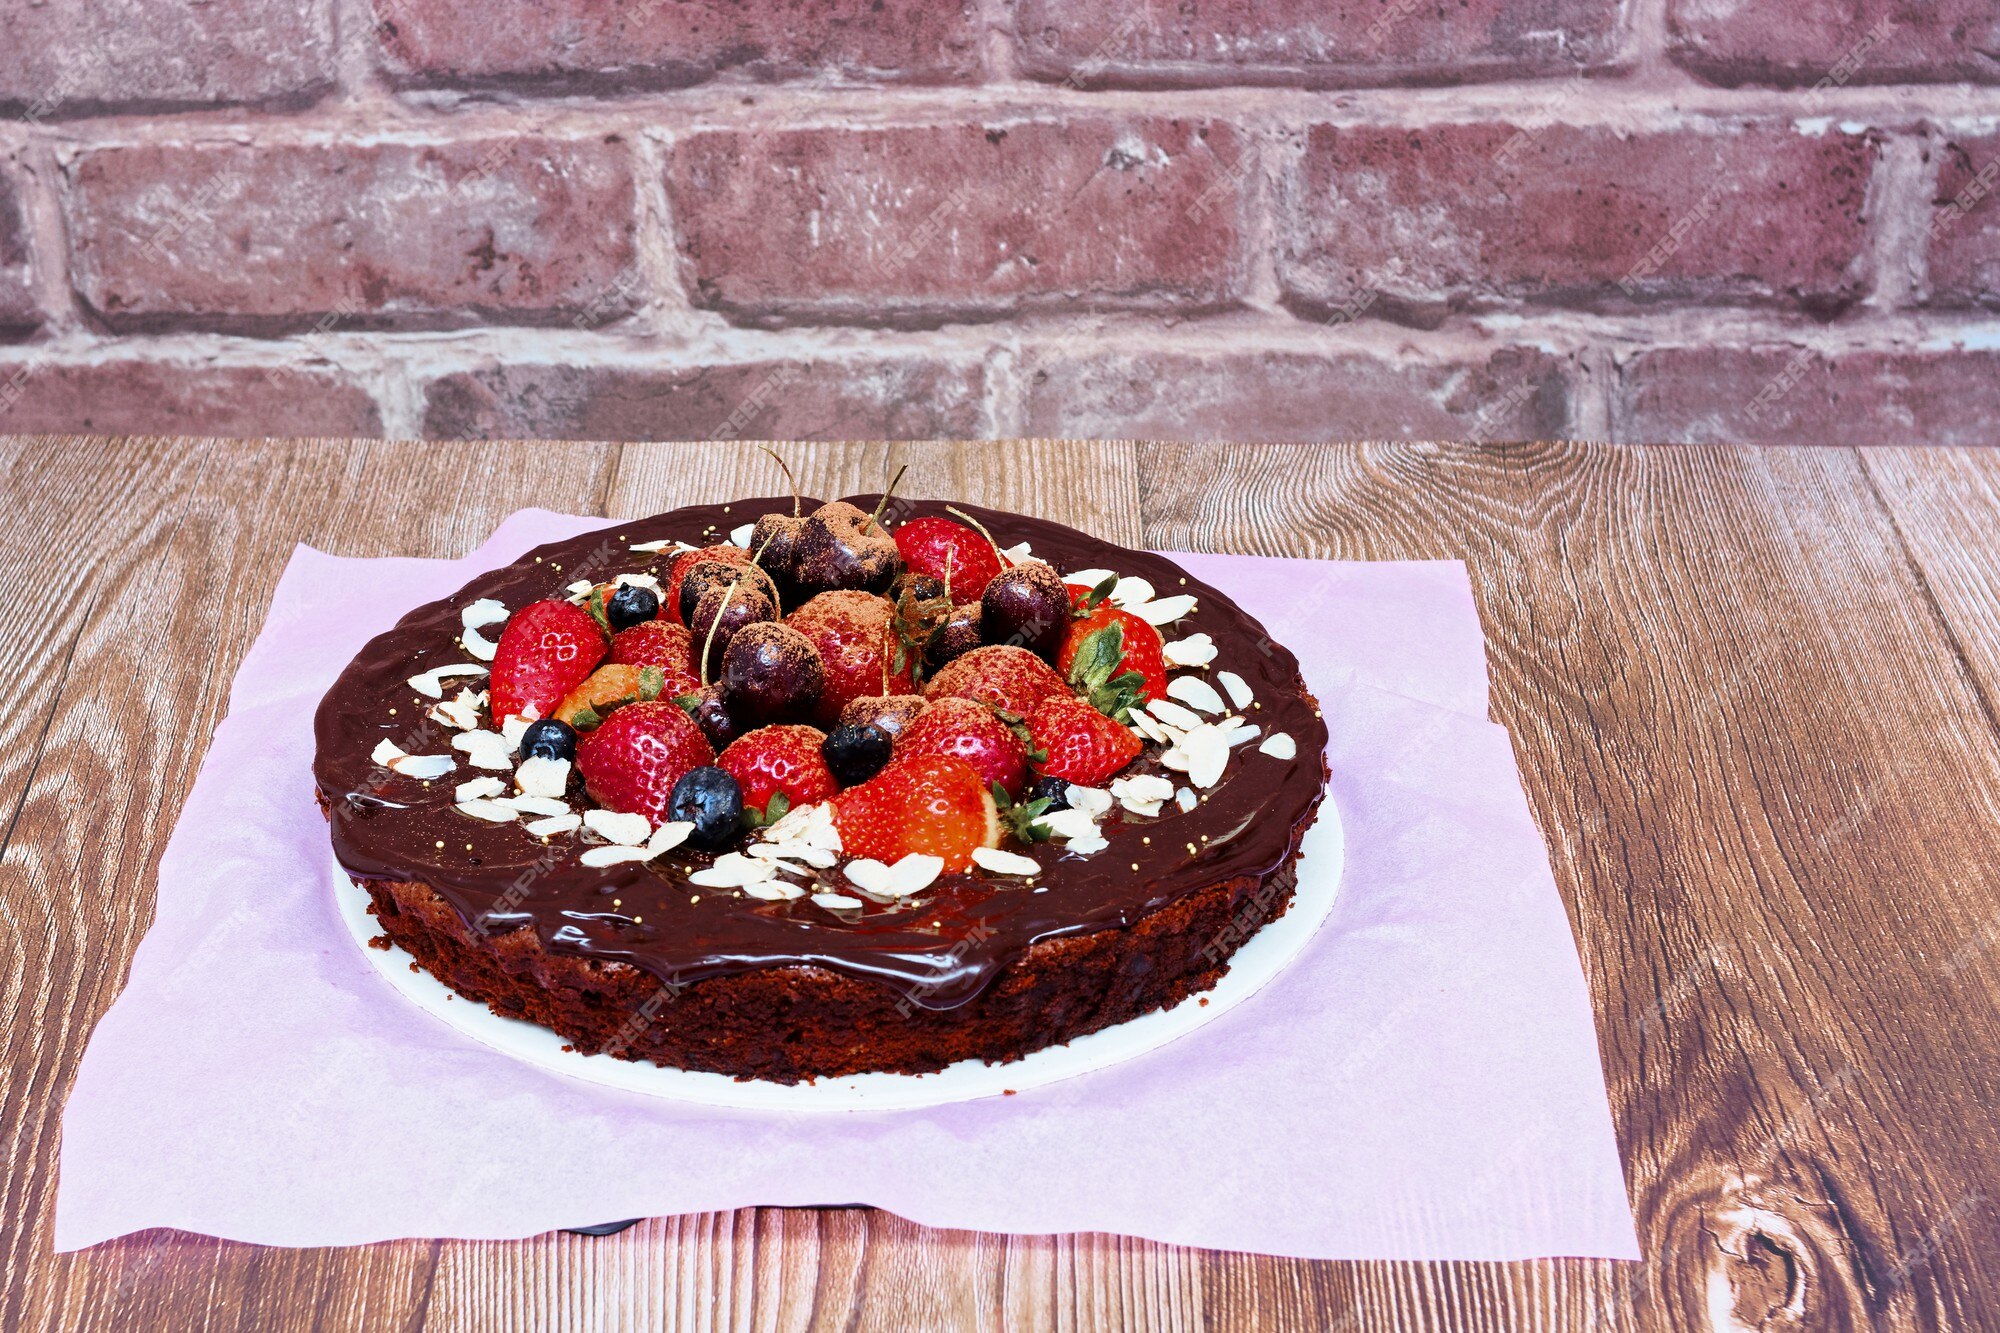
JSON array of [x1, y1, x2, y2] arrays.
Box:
[[1, 0, 1997, 446]]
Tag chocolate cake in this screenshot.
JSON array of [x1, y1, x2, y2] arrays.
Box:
[[313, 496, 1329, 1082]]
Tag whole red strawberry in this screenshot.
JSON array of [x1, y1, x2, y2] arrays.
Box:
[[661, 545, 750, 626], [831, 752, 999, 872], [894, 517, 1003, 602], [1058, 591, 1168, 712], [1027, 693, 1143, 786], [895, 697, 1030, 796], [718, 724, 837, 818], [489, 599, 607, 724], [923, 645, 1066, 717], [608, 620, 701, 697], [576, 700, 716, 821], [786, 590, 915, 724]]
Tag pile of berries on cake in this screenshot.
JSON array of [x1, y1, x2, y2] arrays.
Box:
[[389, 492, 1286, 910]]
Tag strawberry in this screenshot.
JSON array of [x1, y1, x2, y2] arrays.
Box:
[[608, 620, 702, 696], [576, 700, 716, 822], [1026, 693, 1143, 786], [718, 724, 837, 820], [489, 599, 607, 724], [553, 663, 669, 730], [830, 753, 999, 873], [894, 696, 1031, 796], [661, 545, 750, 626], [894, 516, 1004, 602], [922, 645, 1066, 717], [785, 590, 915, 725], [1058, 589, 1168, 716]]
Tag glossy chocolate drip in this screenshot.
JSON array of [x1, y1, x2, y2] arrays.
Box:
[[312, 498, 1328, 1010]]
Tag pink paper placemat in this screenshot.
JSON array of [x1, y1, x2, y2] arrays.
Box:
[[55, 510, 1637, 1260]]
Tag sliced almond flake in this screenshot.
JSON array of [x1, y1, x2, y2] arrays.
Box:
[[1259, 732, 1298, 761], [728, 522, 756, 547], [1181, 725, 1231, 788], [463, 624, 499, 662], [526, 812, 582, 837], [999, 540, 1033, 565], [613, 572, 663, 594], [1167, 675, 1227, 715], [751, 841, 836, 869], [388, 753, 456, 780], [580, 845, 650, 867], [1065, 835, 1109, 856], [456, 798, 519, 823], [1128, 594, 1197, 627], [1127, 709, 1173, 745], [1222, 722, 1262, 747], [1107, 576, 1155, 608], [453, 729, 513, 771], [812, 891, 864, 911], [628, 538, 675, 553], [1161, 634, 1217, 668], [741, 880, 805, 901], [462, 598, 509, 631], [842, 859, 900, 896], [1065, 786, 1114, 818], [1175, 786, 1198, 812], [407, 664, 488, 699], [1217, 670, 1253, 709], [455, 776, 506, 802], [1061, 567, 1116, 589], [1110, 774, 1176, 816], [371, 738, 407, 765], [500, 710, 538, 747], [972, 846, 1040, 876], [566, 579, 594, 596], [888, 853, 944, 895], [428, 689, 484, 731], [689, 853, 775, 889], [501, 795, 570, 817], [583, 809, 650, 846], [1032, 808, 1102, 842], [514, 755, 571, 799], [646, 821, 694, 857], [1148, 697, 1205, 732]]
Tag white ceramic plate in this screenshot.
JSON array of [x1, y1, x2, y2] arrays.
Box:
[[333, 798, 1342, 1112]]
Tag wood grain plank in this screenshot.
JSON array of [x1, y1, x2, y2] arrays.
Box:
[[1141, 441, 2000, 1332]]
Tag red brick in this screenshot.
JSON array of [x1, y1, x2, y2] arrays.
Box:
[[0, 0, 334, 117], [0, 360, 381, 438], [0, 170, 37, 336], [374, 0, 977, 88], [1016, 0, 1624, 88], [1278, 122, 1878, 324], [1023, 346, 1570, 443], [64, 139, 637, 335], [1924, 133, 2000, 311], [1612, 346, 2000, 447], [422, 358, 986, 441], [665, 121, 1248, 327], [1669, 1, 2000, 88]]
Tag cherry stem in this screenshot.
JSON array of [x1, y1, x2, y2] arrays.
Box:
[[699, 580, 738, 689], [945, 505, 1010, 570], [759, 444, 802, 518], [865, 464, 909, 535]]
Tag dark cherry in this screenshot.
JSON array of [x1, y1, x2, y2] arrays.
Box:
[[836, 693, 929, 743], [751, 512, 806, 578], [821, 722, 893, 786], [1025, 775, 1071, 811], [981, 561, 1068, 661], [517, 717, 578, 763], [720, 622, 825, 721], [930, 601, 984, 668], [605, 583, 659, 632], [678, 560, 778, 626], [792, 500, 903, 595], [669, 766, 744, 849], [681, 683, 747, 751], [689, 583, 776, 675]]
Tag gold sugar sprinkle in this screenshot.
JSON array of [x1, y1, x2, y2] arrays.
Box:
[[435, 840, 445, 849]]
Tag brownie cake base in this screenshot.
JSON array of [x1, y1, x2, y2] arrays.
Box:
[[356, 806, 1316, 1084]]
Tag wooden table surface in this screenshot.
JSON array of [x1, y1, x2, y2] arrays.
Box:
[[2, 437, 1997, 1331]]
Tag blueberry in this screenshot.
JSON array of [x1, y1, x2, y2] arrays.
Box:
[[519, 717, 578, 763], [669, 766, 744, 849], [821, 723, 892, 786], [606, 583, 659, 632], [1026, 775, 1071, 811]]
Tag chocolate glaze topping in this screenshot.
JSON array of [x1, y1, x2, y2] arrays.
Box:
[[313, 499, 1328, 1010]]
